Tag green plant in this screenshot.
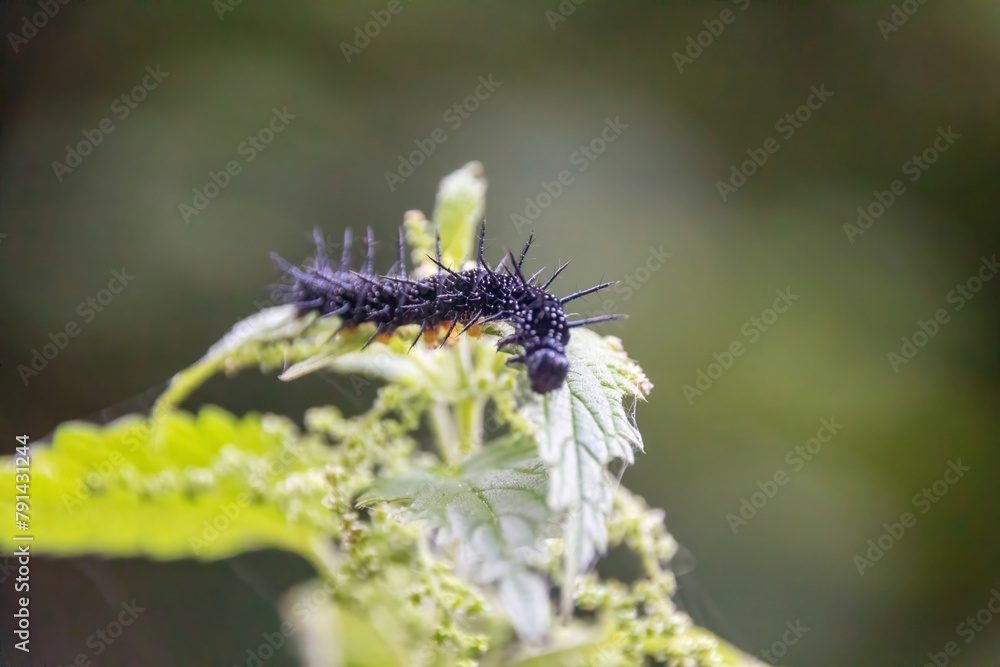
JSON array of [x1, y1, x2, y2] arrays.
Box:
[[2, 163, 765, 666]]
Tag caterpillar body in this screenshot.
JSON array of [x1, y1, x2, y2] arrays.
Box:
[[271, 222, 622, 393]]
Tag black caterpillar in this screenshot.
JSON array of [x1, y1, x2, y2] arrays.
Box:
[[271, 221, 621, 393]]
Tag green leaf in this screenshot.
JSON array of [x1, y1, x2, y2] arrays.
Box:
[[279, 326, 427, 384], [155, 305, 337, 413], [0, 407, 334, 561], [280, 325, 511, 388], [433, 160, 486, 268], [359, 436, 553, 642], [497, 569, 551, 644], [520, 328, 652, 612]]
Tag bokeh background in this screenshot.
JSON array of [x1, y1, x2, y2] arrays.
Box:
[[2, 2, 998, 665]]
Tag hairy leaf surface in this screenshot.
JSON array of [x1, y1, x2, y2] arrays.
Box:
[[0, 408, 334, 561], [360, 436, 553, 641], [521, 328, 651, 609]]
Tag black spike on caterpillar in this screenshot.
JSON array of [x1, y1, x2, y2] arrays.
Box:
[[270, 221, 624, 394]]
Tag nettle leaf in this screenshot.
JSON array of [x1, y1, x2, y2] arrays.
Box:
[[155, 305, 340, 412], [279, 325, 427, 385], [0, 407, 335, 561], [520, 328, 652, 610], [359, 436, 554, 642], [433, 160, 486, 268], [205, 303, 309, 359], [281, 326, 515, 404]]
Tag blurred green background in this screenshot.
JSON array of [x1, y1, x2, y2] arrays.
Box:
[[2, 2, 998, 665]]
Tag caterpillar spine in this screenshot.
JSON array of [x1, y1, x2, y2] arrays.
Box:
[[271, 221, 622, 394]]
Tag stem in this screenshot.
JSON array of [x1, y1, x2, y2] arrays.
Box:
[[153, 356, 223, 417], [455, 336, 488, 455], [430, 401, 460, 465], [454, 396, 486, 456], [428, 336, 489, 464], [428, 393, 486, 464]]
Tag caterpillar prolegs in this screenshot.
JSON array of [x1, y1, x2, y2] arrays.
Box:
[[271, 221, 622, 393]]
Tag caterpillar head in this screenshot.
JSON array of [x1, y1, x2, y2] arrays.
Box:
[[525, 346, 569, 394]]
